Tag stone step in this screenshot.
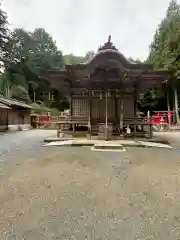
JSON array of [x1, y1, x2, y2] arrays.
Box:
[[92, 143, 126, 152]]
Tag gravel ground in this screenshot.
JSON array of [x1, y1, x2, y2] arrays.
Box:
[[154, 131, 180, 149], [0, 130, 180, 239]]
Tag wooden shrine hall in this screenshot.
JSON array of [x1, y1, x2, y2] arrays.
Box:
[[41, 36, 168, 139]]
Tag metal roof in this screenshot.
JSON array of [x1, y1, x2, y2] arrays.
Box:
[[0, 95, 33, 109]]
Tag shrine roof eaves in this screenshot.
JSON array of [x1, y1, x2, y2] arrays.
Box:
[[41, 69, 68, 73], [0, 95, 33, 109], [65, 49, 152, 71]]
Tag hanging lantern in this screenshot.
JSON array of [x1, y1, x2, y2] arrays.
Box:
[[116, 90, 119, 98], [100, 91, 103, 100], [92, 91, 94, 96], [124, 72, 128, 80], [108, 91, 111, 97]]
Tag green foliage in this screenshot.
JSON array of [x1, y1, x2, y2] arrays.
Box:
[[11, 85, 30, 102], [31, 102, 52, 114], [128, 58, 143, 64], [63, 53, 84, 65], [0, 4, 9, 66], [148, 0, 180, 73], [63, 51, 96, 65], [84, 51, 95, 62], [140, 0, 180, 112], [1, 27, 65, 106], [0, 6, 98, 111], [166, 0, 180, 16], [138, 88, 167, 112]]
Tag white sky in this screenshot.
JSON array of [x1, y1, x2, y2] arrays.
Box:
[[2, 0, 176, 60]]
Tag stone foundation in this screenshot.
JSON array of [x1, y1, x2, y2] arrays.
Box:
[[8, 124, 32, 132]]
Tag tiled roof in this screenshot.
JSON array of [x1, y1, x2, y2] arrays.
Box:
[[0, 95, 33, 109], [0, 102, 11, 109]]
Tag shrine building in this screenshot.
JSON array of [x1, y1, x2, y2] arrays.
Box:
[[40, 36, 168, 139]]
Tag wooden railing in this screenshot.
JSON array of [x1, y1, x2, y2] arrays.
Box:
[[51, 116, 89, 124], [50, 115, 152, 124], [50, 115, 153, 137]]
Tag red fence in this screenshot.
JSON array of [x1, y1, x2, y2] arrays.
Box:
[[37, 115, 51, 124]]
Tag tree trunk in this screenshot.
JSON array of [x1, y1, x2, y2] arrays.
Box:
[[173, 86, 180, 125], [33, 91, 36, 102], [6, 84, 11, 98], [167, 90, 171, 126]]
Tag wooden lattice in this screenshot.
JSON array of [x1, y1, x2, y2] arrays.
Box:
[[72, 99, 88, 117]]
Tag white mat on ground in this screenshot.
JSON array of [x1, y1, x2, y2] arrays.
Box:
[[44, 139, 172, 149], [138, 141, 172, 149], [44, 140, 73, 146]]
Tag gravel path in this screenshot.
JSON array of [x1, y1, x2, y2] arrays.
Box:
[[0, 130, 56, 161], [0, 130, 180, 239], [154, 131, 180, 149]]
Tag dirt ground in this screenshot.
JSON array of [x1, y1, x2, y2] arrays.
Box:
[[0, 131, 180, 239]]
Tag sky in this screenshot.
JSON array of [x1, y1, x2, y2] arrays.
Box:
[[2, 0, 177, 60]]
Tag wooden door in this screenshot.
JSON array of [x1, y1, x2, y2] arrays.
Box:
[[72, 99, 88, 117]]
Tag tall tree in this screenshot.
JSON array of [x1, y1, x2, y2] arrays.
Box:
[[0, 4, 9, 67], [30, 28, 64, 69], [146, 0, 180, 123], [2, 28, 65, 103], [6, 28, 35, 64], [166, 0, 180, 16]]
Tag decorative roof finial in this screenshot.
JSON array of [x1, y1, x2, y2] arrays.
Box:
[[98, 35, 117, 51]]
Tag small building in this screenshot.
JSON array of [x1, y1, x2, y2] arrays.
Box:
[[0, 95, 33, 132], [40, 36, 168, 139], [0, 102, 10, 132]]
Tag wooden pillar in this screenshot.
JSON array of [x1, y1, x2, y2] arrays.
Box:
[[105, 90, 108, 128], [133, 124, 136, 135], [88, 91, 92, 133], [48, 91, 51, 101], [133, 86, 137, 136], [69, 95, 72, 116], [68, 83, 72, 130], [120, 98, 124, 133], [133, 84, 137, 117], [150, 124, 153, 138], [73, 124, 75, 132], [114, 95, 118, 131]]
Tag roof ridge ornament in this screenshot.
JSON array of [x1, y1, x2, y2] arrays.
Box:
[[98, 35, 118, 51]]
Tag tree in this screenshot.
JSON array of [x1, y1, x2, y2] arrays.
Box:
[[128, 57, 143, 64], [3, 27, 65, 103], [7, 29, 35, 64], [63, 53, 84, 65], [30, 28, 64, 69], [145, 0, 180, 123], [166, 0, 180, 16], [84, 51, 95, 62], [0, 4, 9, 66]]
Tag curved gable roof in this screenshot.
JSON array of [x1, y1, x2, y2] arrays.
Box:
[[66, 36, 150, 71]]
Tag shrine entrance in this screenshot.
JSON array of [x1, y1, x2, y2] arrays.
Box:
[[88, 88, 124, 139]]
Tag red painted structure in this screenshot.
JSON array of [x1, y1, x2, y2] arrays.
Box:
[[143, 112, 174, 125], [37, 115, 51, 125], [151, 112, 174, 124]]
